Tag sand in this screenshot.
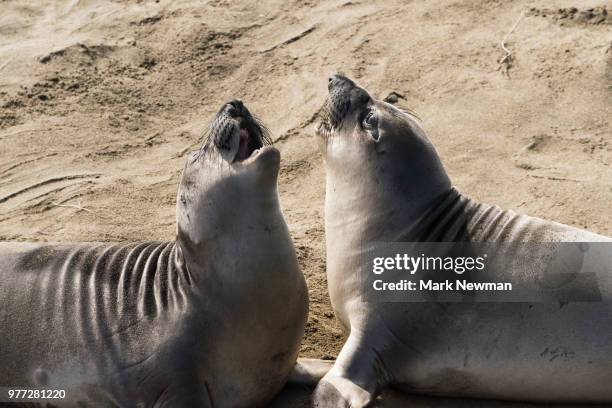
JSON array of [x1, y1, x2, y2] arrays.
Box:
[[1, 0, 611, 406]]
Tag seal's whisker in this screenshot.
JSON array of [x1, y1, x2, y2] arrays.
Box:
[[252, 114, 273, 146], [316, 97, 337, 144], [198, 120, 217, 155]]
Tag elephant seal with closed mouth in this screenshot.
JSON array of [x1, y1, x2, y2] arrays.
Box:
[[0, 100, 308, 407], [309, 74, 612, 407]]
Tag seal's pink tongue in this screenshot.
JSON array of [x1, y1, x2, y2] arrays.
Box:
[[237, 129, 249, 160]]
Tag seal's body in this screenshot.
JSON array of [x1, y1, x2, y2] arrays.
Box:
[[312, 75, 612, 407], [0, 101, 308, 408]]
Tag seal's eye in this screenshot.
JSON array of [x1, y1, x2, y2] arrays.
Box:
[[362, 110, 377, 128], [361, 109, 379, 141]]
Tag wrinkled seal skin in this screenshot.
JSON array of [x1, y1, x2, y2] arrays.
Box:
[[0, 101, 308, 408], [312, 75, 612, 407]]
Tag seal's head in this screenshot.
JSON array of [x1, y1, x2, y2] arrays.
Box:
[[317, 74, 450, 208], [176, 100, 282, 251]]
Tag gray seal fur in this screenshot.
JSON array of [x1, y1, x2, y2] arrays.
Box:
[[309, 75, 612, 407], [0, 100, 308, 407]]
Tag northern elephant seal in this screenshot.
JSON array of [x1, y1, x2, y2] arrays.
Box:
[[309, 74, 612, 407], [0, 100, 308, 407]]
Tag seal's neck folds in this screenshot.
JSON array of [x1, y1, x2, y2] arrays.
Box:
[[325, 181, 560, 244], [331, 186, 569, 244]]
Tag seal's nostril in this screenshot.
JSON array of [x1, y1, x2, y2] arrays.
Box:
[[226, 100, 245, 117], [328, 76, 337, 91], [226, 100, 241, 117]]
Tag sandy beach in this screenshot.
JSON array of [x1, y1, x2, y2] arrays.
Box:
[[1, 0, 610, 405]]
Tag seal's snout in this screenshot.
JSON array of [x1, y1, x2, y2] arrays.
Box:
[[328, 74, 354, 92], [225, 99, 246, 118], [317, 74, 357, 138], [202, 100, 273, 165]]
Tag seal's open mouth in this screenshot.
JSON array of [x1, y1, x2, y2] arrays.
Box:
[[201, 100, 272, 164], [234, 118, 267, 163], [237, 128, 251, 161]]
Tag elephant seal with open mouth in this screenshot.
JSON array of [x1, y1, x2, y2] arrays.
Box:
[[0, 100, 308, 407], [309, 74, 612, 407]]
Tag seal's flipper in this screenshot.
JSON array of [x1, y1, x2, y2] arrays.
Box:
[[288, 358, 335, 386], [313, 377, 372, 408], [311, 333, 387, 407]]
